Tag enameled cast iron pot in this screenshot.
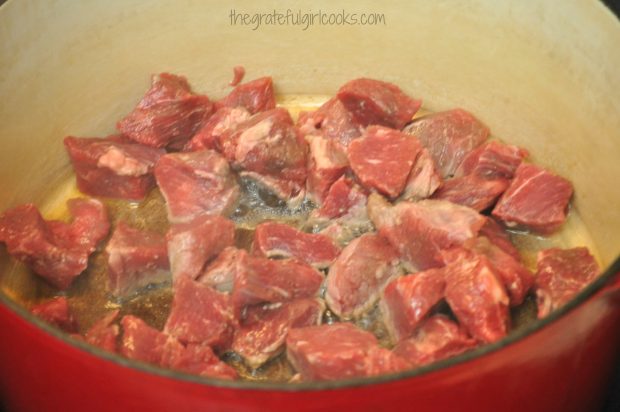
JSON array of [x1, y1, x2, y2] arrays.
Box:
[[1, 1, 619, 411]]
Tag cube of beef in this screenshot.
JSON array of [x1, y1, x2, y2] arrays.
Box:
[[164, 276, 236, 351], [401, 148, 442, 201], [84, 309, 120, 353], [217, 108, 307, 206], [348, 126, 422, 199], [337, 78, 421, 130], [305, 134, 349, 204], [326, 233, 402, 319], [30, 296, 78, 333], [454, 140, 528, 179], [368, 194, 485, 271], [231, 298, 325, 368], [0, 199, 109, 290], [64, 136, 165, 200], [232, 255, 323, 318], [106, 222, 170, 297], [535, 247, 599, 318], [380, 269, 446, 343], [286, 323, 409, 381], [393, 315, 477, 367], [197, 247, 244, 293], [296, 97, 364, 149], [184, 106, 251, 152], [403, 109, 489, 178], [166, 215, 235, 281], [492, 163, 573, 234], [215, 77, 276, 115], [479, 217, 521, 261], [165, 343, 238, 380], [252, 221, 341, 269], [154, 150, 240, 223], [117, 73, 213, 149], [443, 254, 510, 343], [432, 174, 509, 212]]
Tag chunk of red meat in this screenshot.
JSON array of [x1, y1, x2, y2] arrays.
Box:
[[454, 140, 528, 179], [380, 269, 446, 343], [393, 315, 477, 367], [0, 199, 109, 290], [252, 222, 341, 269], [296, 97, 364, 148], [348, 126, 421, 199], [443, 254, 510, 343], [432, 174, 509, 212], [31, 296, 78, 333], [286, 323, 408, 381], [229, 66, 246, 87], [117, 73, 213, 149], [232, 255, 323, 318], [216, 77, 276, 115], [492, 163, 573, 234], [106, 222, 170, 297], [183, 106, 251, 152], [197, 247, 244, 293], [64, 136, 165, 200], [305, 134, 349, 204], [401, 148, 442, 201], [85, 310, 120, 353], [121, 315, 237, 380], [403, 109, 489, 178], [313, 176, 367, 220], [368, 194, 485, 271], [535, 247, 599, 318], [232, 298, 324, 368], [337, 78, 421, 129], [154, 150, 240, 223], [479, 217, 521, 261], [326, 233, 402, 319], [166, 215, 235, 281], [164, 276, 236, 351]]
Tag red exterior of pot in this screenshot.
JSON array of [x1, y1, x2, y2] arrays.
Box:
[[1, 271, 619, 412]]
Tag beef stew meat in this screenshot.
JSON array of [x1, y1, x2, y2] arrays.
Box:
[[1, 73, 603, 383]]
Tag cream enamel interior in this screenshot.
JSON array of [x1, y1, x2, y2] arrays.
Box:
[[0, 0, 618, 272]]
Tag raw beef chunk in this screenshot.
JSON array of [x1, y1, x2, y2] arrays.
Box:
[[216, 76, 276, 115], [380, 269, 446, 342], [305, 134, 349, 204], [443, 254, 510, 343], [401, 148, 442, 201], [184, 106, 251, 152], [535, 247, 599, 318], [393, 315, 477, 367], [164, 276, 236, 351], [229, 66, 246, 87], [454, 140, 528, 179], [218, 108, 308, 205], [479, 217, 521, 261], [312, 176, 367, 221], [154, 150, 240, 223], [197, 247, 244, 293], [64, 136, 165, 200], [31, 296, 78, 333], [231, 298, 324, 368], [0, 198, 109, 290], [166, 215, 235, 281], [106, 222, 170, 297], [85, 310, 120, 353], [118, 73, 213, 148], [403, 109, 489, 178], [348, 126, 422, 199], [297, 97, 364, 148], [368, 194, 485, 271], [252, 221, 341, 269], [337, 78, 421, 129], [325, 233, 402, 319], [286, 323, 408, 381], [432, 174, 509, 212], [232, 255, 323, 318], [492, 163, 573, 234], [121, 315, 237, 380]]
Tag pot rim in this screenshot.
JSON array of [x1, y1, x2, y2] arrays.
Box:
[[1, 255, 618, 391]]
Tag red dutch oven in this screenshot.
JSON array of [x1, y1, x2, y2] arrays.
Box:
[[1, 1, 619, 411]]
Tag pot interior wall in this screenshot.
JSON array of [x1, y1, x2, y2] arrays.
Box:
[[0, 0, 618, 269]]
